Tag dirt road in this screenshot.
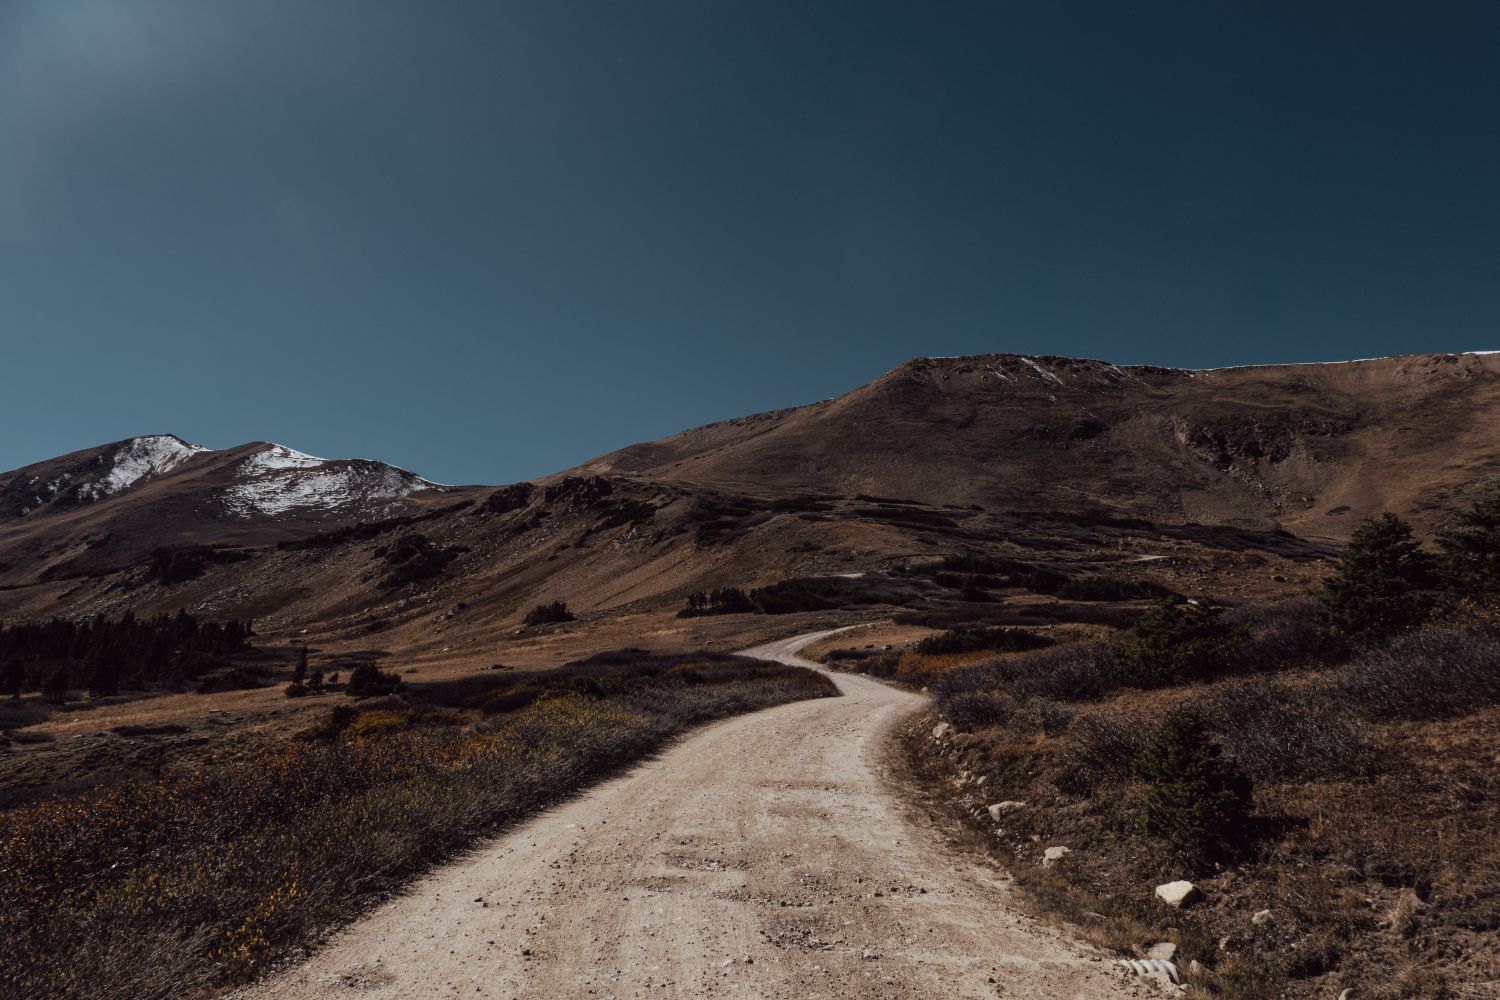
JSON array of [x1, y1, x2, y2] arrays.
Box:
[[243, 629, 1143, 999]]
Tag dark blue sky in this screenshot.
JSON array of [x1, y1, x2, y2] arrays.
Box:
[[2, 1, 1497, 485]]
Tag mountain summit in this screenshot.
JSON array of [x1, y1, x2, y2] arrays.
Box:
[[581, 350, 1500, 535]]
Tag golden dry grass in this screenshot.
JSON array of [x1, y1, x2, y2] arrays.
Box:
[[0, 653, 835, 1000]]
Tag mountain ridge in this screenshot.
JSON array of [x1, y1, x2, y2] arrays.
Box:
[[574, 349, 1500, 535], [1, 348, 1496, 659]]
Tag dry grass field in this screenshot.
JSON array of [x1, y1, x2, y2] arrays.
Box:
[[0, 650, 835, 1000]]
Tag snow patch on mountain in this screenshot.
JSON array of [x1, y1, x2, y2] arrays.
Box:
[[80, 436, 210, 500], [1019, 356, 1066, 386], [224, 444, 439, 518], [240, 444, 326, 474]]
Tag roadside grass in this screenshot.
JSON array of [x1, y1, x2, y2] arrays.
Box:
[[0, 651, 835, 1000], [911, 600, 1500, 998], [822, 625, 1056, 691]]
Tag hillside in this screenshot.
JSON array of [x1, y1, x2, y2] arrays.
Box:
[[0, 437, 445, 587], [581, 351, 1500, 537], [5, 351, 1500, 1000], [0, 351, 1495, 662]]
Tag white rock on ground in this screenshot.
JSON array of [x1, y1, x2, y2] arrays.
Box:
[[1252, 908, 1274, 926], [932, 722, 952, 740], [1042, 846, 1071, 868], [1147, 942, 1178, 962], [1155, 880, 1202, 908], [987, 801, 1026, 820]]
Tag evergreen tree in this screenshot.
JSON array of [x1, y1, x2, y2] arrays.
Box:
[[0, 611, 250, 691], [87, 656, 120, 699], [1114, 597, 1242, 688], [0, 658, 22, 699], [1320, 513, 1436, 639], [42, 666, 70, 705], [1436, 486, 1500, 605], [294, 647, 308, 684], [1132, 709, 1253, 858]]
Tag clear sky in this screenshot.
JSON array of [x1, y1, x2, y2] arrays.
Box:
[[2, 1, 1497, 485]]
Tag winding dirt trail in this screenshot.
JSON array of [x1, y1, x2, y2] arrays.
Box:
[[243, 630, 1144, 999]]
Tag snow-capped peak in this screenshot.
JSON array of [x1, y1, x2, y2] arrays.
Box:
[[225, 443, 440, 518], [81, 435, 210, 500]]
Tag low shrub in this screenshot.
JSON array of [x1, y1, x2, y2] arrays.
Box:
[[1059, 711, 1146, 791], [344, 664, 405, 699], [1055, 576, 1177, 602], [915, 626, 1052, 656], [936, 642, 1117, 715], [825, 649, 903, 679], [523, 601, 575, 626], [941, 688, 1018, 731], [1220, 597, 1347, 673], [1338, 625, 1500, 720], [1190, 677, 1371, 780], [1011, 696, 1075, 736], [194, 665, 275, 694], [823, 647, 879, 662]]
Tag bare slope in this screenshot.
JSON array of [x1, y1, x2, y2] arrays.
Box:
[[579, 351, 1500, 537], [1, 351, 1495, 657]]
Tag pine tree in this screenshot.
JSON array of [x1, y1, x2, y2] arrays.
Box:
[[1436, 486, 1500, 605], [1132, 709, 1252, 858], [87, 656, 120, 699], [42, 666, 70, 705], [0, 659, 22, 700], [1320, 513, 1436, 639], [294, 647, 309, 684], [1114, 597, 1242, 688]]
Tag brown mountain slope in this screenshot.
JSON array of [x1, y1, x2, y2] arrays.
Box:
[[0, 351, 1494, 663], [0, 438, 446, 587], [579, 351, 1500, 538]]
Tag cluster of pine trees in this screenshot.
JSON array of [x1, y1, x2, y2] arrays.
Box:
[[1320, 487, 1500, 638], [0, 611, 253, 701], [682, 588, 755, 615], [1126, 487, 1500, 859]]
